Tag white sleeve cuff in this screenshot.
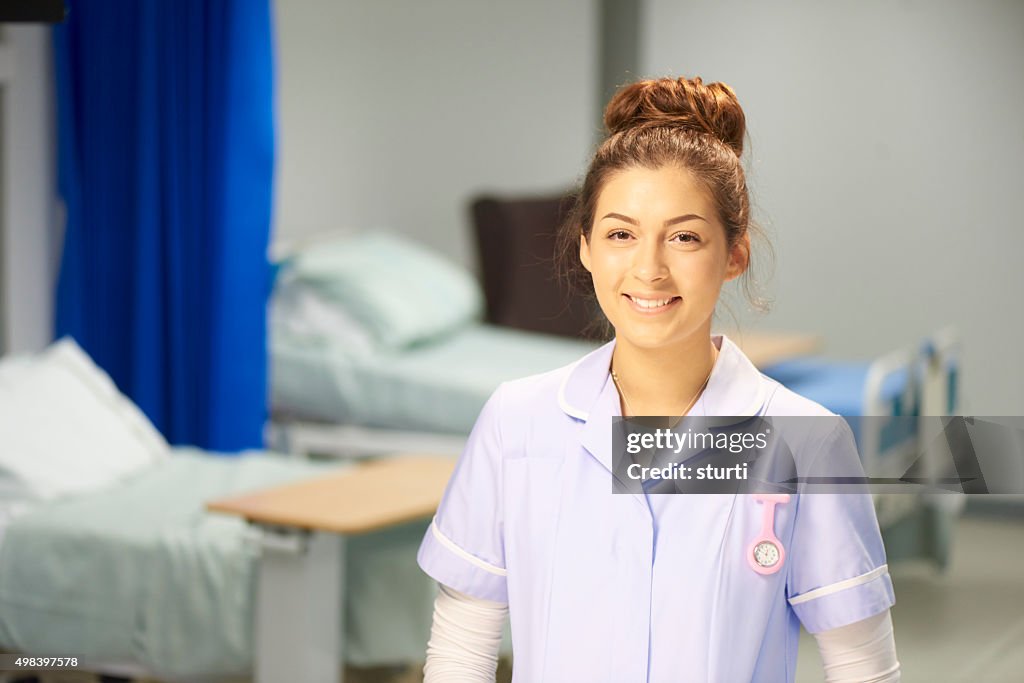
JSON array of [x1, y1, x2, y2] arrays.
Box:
[[417, 517, 509, 603], [789, 565, 896, 634]]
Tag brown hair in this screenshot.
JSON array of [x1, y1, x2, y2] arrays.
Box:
[[556, 76, 772, 329]]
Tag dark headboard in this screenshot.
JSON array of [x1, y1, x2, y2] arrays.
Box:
[[470, 192, 600, 340]]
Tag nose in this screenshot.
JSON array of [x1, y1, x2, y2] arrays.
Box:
[[631, 239, 669, 283]]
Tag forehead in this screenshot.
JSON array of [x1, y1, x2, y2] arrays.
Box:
[[595, 165, 716, 219]]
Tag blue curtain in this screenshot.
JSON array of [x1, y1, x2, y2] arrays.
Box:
[[53, 0, 275, 451]]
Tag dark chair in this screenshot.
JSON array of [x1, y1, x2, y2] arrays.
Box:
[[470, 192, 600, 340]]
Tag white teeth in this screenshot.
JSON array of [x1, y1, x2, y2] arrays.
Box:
[[630, 296, 675, 309]]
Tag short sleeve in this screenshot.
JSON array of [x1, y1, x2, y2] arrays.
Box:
[[786, 420, 896, 634], [417, 385, 508, 603]]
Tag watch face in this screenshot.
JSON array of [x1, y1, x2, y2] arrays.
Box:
[[753, 540, 780, 567]]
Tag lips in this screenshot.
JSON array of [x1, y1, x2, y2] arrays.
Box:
[[624, 294, 681, 311]]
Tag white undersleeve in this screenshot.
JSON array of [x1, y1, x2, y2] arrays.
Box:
[[423, 584, 507, 682], [812, 609, 901, 682], [423, 583, 900, 683]]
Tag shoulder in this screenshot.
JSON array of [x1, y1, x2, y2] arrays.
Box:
[[501, 361, 575, 400], [494, 338, 611, 416], [760, 374, 836, 418], [492, 356, 581, 420], [758, 375, 859, 465], [471, 352, 592, 459]]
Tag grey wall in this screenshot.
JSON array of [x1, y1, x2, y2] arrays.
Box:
[[642, 0, 1024, 414], [273, 0, 598, 268], [0, 2, 1016, 416], [0, 26, 58, 355]]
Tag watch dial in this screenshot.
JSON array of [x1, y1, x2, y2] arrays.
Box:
[[754, 541, 780, 567]]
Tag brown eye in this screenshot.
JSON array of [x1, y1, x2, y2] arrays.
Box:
[[672, 232, 700, 244]]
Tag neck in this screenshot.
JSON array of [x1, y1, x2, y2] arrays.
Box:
[[611, 332, 719, 417]]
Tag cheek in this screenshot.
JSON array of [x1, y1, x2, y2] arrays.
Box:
[[679, 254, 727, 288], [589, 252, 623, 285], [592, 271, 619, 301]]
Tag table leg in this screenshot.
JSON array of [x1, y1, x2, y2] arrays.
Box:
[[254, 528, 344, 683]]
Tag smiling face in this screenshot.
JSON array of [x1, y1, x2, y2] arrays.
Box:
[[579, 164, 748, 354]]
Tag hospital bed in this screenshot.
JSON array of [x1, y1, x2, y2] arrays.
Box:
[[762, 327, 963, 569], [268, 230, 602, 458], [0, 340, 439, 681]]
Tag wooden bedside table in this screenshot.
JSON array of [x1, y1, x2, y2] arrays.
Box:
[[207, 454, 456, 683]]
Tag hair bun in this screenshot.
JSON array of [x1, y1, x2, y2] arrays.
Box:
[[603, 76, 746, 157]]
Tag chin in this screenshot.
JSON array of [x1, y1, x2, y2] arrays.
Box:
[[616, 332, 684, 351], [614, 322, 710, 352]]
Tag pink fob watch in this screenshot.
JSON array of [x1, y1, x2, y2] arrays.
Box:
[[748, 493, 790, 575]]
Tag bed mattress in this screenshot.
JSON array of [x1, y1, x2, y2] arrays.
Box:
[[271, 323, 600, 433]]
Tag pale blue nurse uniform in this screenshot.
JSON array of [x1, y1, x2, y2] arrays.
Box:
[[417, 335, 895, 682]]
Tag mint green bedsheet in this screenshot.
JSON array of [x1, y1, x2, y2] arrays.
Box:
[[0, 449, 437, 678], [272, 323, 600, 433]]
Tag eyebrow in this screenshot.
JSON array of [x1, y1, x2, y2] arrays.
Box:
[[601, 212, 706, 227]]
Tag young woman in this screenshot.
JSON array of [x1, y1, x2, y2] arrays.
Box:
[[417, 77, 900, 682]]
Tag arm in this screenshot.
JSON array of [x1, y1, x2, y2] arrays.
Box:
[[812, 609, 901, 683], [423, 583, 508, 682]]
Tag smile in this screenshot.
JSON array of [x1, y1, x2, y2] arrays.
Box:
[[624, 294, 681, 313]]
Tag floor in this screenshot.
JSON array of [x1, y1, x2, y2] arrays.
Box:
[[795, 509, 1024, 683], [11, 509, 1023, 683]]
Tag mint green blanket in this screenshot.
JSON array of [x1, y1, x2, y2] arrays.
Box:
[[272, 323, 599, 432]]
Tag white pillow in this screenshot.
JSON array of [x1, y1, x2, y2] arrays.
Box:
[[0, 338, 170, 501]]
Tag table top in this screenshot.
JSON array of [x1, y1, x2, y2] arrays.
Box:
[[722, 330, 822, 368], [206, 454, 456, 535]]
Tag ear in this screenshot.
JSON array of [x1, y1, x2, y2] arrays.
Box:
[[725, 232, 750, 282], [579, 233, 592, 273]]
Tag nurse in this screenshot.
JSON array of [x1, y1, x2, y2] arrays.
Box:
[[417, 76, 900, 682]]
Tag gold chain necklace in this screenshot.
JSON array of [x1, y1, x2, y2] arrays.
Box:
[[610, 350, 717, 418]]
